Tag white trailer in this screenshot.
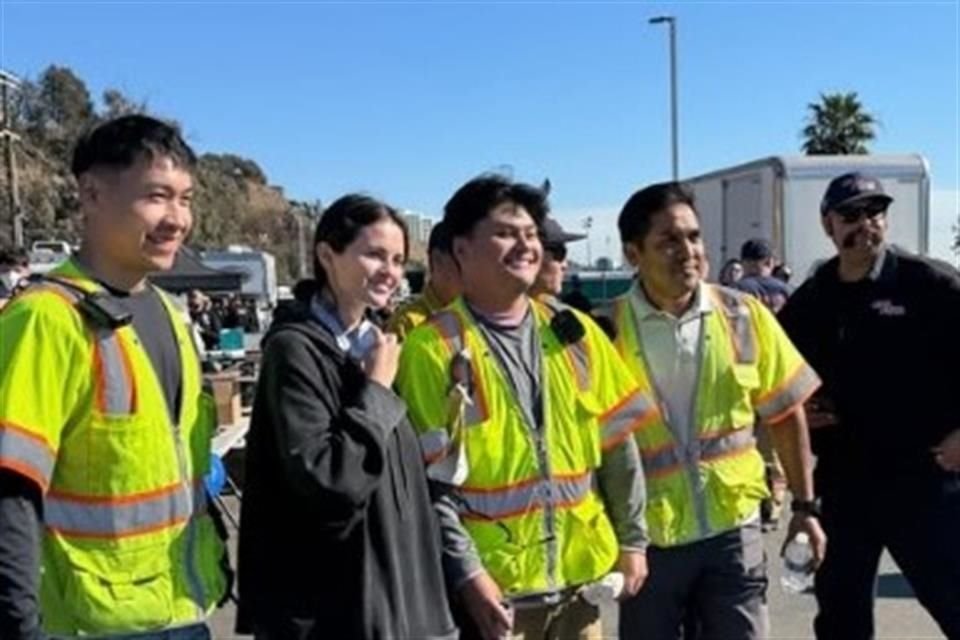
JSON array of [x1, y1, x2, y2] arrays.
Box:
[[686, 155, 930, 282], [201, 246, 278, 307]]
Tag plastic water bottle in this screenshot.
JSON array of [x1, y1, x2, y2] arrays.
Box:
[[780, 532, 814, 594], [581, 571, 625, 606]]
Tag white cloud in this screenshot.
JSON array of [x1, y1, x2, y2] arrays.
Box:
[[552, 206, 622, 266]]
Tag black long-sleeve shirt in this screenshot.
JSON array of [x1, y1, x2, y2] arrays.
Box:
[[0, 472, 43, 640], [778, 247, 960, 488]]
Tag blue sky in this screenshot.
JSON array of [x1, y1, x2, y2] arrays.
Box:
[[2, 0, 958, 262]]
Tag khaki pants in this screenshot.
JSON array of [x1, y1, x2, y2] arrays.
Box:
[[509, 597, 603, 640]]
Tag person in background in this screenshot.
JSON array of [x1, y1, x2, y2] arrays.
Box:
[[772, 263, 792, 285], [221, 293, 249, 330], [734, 238, 791, 313], [779, 172, 960, 639], [732, 238, 793, 531], [0, 114, 227, 639], [236, 194, 456, 640], [398, 174, 652, 640], [188, 289, 223, 350], [387, 220, 461, 339], [718, 257, 744, 286], [529, 216, 585, 301], [610, 181, 824, 640], [0, 245, 30, 309]]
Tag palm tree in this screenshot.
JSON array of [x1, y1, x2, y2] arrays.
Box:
[[801, 92, 877, 155]]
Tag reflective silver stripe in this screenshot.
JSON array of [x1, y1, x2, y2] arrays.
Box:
[[419, 430, 451, 463], [600, 391, 657, 449], [755, 364, 821, 422], [431, 311, 487, 426], [94, 330, 134, 414], [0, 426, 56, 487], [640, 429, 756, 476], [540, 299, 590, 392], [459, 473, 592, 520], [31, 280, 135, 415], [45, 482, 194, 537], [712, 288, 757, 364], [566, 342, 590, 392]]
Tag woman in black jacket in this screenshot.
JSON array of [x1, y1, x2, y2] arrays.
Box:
[[236, 195, 457, 640]]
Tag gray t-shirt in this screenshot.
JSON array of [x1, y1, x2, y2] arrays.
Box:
[[101, 283, 183, 421], [469, 306, 543, 431]]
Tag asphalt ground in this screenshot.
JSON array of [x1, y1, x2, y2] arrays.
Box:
[[209, 496, 946, 639]]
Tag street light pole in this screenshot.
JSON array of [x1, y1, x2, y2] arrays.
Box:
[[649, 16, 679, 181]]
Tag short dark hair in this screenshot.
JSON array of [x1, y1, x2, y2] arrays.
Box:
[[71, 114, 197, 178], [618, 181, 696, 245], [443, 174, 549, 238], [427, 220, 453, 256], [311, 194, 409, 290], [0, 245, 29, 268]]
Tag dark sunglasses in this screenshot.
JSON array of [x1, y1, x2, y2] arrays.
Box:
[[835, 201, 888, 224], [545, 244, 567, 261]]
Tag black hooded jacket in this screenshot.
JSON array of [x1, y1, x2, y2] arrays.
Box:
[[236, 296, 457, 639]]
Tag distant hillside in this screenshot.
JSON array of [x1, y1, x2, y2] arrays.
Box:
[[0, 64, 426, 283]]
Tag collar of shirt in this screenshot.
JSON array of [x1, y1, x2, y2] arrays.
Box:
[[309, 294, 376, 358], [628, 279, 714, 324]]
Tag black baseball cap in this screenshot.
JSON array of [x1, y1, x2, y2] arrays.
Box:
[[740, 238, 774, 261], [820, 172, 894, 216], [540, 217, 586, 248]]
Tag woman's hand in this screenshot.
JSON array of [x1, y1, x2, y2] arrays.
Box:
[[364, 326, 401, 388]]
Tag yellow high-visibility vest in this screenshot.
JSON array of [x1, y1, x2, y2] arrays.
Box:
[[397, 296, 656, 597], [0, 260, 226, 636], [610, 283, 820, 547]]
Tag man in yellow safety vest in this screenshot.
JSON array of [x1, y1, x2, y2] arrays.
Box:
[[0, 115, 226, 639], [398, 174, 653, 640], [610, 181, 826, 640]]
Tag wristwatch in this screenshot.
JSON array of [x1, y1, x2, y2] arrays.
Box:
[[791, 498, 822, 518]]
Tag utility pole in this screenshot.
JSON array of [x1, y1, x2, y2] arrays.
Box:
[[288, 201, 309, 279], [0, 70, 23, 248], [582, 216, 593, 268], [649, 16, 679, 180]]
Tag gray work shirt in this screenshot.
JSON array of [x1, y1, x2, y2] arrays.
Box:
[[468, 304, 543, 431], [436, 300, 648, 596]]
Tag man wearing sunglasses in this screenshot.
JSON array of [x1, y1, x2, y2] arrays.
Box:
[[779, 172, 960, 639], [530, 217, 585, 301]]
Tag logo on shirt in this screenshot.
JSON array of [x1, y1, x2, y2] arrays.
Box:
[[871, 299, 906, 317]]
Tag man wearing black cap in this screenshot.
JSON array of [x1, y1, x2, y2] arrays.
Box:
[[387, 220, 462, 339], [735, 238, 791, 313], [779, 172, 960, 639], [530, 217, 585, 301]]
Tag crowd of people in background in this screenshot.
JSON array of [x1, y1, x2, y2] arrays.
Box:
[[1, 114, 959, 640]]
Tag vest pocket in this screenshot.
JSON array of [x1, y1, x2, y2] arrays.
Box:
[[559, 497, 617, 586], [86, 412, 171, 498], [62, 546, 174, 632]]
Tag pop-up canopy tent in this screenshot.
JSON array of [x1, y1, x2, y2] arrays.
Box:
[[148, 246, 245, 294]]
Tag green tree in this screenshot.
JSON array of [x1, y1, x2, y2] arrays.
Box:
[[102, 89, 147, 119], [21, 65, 95, 161], [801, 92, 876, 155]]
